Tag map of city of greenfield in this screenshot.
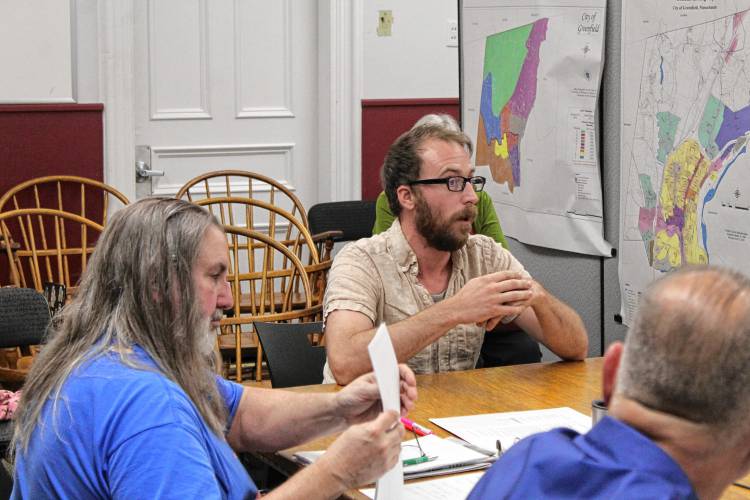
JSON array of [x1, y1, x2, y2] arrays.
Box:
[[625, 10, 750, 273], [476, 19, 548, 191]]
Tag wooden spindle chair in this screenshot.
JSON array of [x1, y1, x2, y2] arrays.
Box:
[[220, 225, 320, 382]]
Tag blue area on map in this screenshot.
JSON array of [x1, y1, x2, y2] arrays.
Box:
[[701, 143, 748, 253], [715, 103, 750, 152], [480, 73, 502, 145], [659, 56, 664, 84], [510, 144, 520, 186]]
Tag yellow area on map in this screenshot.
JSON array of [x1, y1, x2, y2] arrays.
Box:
[[660, 140, 703, 215], [655, 138, 711, 270], [494, 133, 510, 160], [684, 231, 708, 264], [653, 229, 682, 268]]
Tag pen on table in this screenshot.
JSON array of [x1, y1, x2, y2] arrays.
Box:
[[446, 437, 496, 458], [402, 455, 437, 467], [400, 417, 433, 436]]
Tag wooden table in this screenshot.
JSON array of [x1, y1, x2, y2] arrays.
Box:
[[256, 358, 750, 499]]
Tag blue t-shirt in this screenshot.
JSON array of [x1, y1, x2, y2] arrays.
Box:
[[468, 416, 697, 499], [12, 346, 257, 499]]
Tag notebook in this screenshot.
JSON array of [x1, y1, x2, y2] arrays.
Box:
[[292, 434, 496, 480]]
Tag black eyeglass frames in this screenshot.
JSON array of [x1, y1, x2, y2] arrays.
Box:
[[408, 175, 486, 192]]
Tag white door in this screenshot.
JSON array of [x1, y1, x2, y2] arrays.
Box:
[[131, 0, 319, 211]]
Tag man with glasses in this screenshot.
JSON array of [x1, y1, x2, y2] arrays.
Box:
[[322, 121, 588, 385]]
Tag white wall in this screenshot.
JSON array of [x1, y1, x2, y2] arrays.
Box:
[[362, 0, 459, 99], [73, 0, 100, 103], [0, 0, 74, 103]]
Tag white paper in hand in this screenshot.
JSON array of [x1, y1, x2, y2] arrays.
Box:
[[367, 323, 403, 500]]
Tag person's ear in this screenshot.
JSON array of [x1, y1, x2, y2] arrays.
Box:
[[602, 341, 624, 405], [397, 185, 416, 211]]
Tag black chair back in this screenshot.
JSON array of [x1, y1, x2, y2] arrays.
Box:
[[253, 321, 326, 388], [0, 287, 50, 348], [0, 287, 50, 461], [307, 200, 376, 243]]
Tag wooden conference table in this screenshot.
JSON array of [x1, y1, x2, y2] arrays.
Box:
[[255, 358, 750, 499]]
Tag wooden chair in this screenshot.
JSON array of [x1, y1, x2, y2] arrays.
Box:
[[0, 176, 127, 293], [196, 197, 331, 312], [0, 175, 129, 225], [221, 225, 320, 382], [0, 209, 104, 295], [195, 196, 320, 260], [177, 170, 340, 262], [176, 170, 309, 228]]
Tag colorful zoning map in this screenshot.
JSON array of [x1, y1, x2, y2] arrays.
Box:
[[620, 2, 750, 324], [462, 0, 610, 256], [476, 19, 548, 190]]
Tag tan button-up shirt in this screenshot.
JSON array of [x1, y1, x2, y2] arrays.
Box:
[[322, 220, 529, 382]]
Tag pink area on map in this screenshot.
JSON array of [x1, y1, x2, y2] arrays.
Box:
[[638, 207, 656, 233], [507, 18, 548, 119], [727, 11, 748, 63], [734, 10, 747, 31], [655, 213, 666, 230]]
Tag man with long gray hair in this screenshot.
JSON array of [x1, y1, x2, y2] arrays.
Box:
[[469, 266, 750, 499], [11, 198, 417, 499]]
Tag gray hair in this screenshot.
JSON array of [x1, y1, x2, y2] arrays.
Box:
[[12, 198, 227, 456], [381, 114, 473, 217], [618, 265, 750, 436], [411, 113, 462, 132]]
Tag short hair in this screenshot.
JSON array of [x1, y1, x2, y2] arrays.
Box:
[[618, 266, 750, 436], [412, 113, 462, 132], [381, 115, 473, 217]]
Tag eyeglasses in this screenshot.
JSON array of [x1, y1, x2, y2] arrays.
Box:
[[408, 175, 486, 192], [402, 428, 437, 467]]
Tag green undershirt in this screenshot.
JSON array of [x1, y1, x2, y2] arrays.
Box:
[[372, 190, 509, 249]]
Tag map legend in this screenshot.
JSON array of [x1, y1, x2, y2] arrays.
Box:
[[569, 107, 596, 166]]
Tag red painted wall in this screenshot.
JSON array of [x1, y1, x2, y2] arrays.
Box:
[[361, 98, 459, 201], [0, 104, 104, 287], [0, 104, 104, 196]]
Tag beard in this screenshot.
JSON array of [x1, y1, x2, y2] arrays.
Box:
[[414, 193, 477, 252], [197, 309, 223, 358]]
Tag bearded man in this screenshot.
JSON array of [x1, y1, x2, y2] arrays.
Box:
[[11, 198, 416, 499], [323, 122, 588, 384]]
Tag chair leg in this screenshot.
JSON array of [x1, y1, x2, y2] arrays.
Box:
[[235, 326, 242, 383], [255, 340, 263, 381]]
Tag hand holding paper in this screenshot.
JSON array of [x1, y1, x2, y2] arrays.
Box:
[[292, 325, 415, 498], [368, 323, 405, 500], [315, 410, 404, 492], [334, 364, 417, 425]]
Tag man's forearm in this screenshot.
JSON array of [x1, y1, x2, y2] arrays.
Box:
[[264, 459, 347, 500], [530, 290, 588, 360], [327, 302, 461, 384], [229, 388, 346, 452]]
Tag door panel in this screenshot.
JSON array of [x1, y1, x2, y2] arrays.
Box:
[[134, 0, 318, 211]]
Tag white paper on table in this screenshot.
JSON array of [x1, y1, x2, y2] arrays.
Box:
[[360, 471, 485, 500], [367, 323, 403, 500], [430, 407, 591, 454]]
